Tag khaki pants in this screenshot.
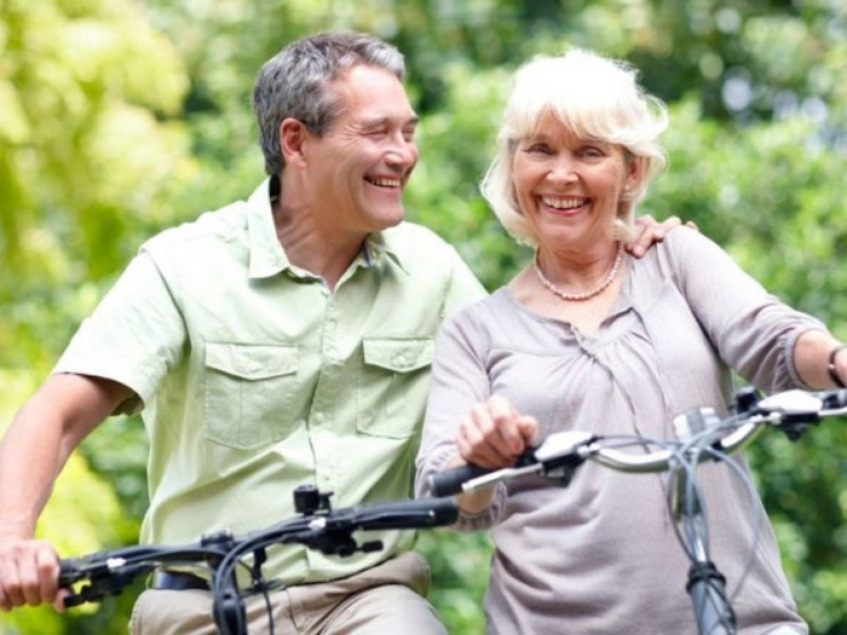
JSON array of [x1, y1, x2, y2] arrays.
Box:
[[128, 552, 447, 635]]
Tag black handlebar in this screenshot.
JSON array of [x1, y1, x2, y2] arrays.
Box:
[[58, 489, 459, 617], [342, 496, 458, 529], [430, 464, 495, 497]]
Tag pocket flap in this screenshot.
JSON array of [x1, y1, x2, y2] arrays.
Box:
[[363, 338, 434, 373], [205, 342, 299, 380]]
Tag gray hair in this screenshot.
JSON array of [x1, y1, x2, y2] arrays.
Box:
[[481, 48, 669, 247], [252, 31, 405, 176]]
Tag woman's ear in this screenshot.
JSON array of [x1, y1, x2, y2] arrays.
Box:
[[280, 118, 309, 168], [623, 155, 646, 195]]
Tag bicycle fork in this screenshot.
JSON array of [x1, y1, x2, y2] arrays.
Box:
[[671, 463, 737, 635]]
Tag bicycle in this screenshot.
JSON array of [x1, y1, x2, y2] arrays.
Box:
[[58, 485, 458, 635], [428, 387, 847, 635]]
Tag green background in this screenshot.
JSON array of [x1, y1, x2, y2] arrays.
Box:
[[2, 0, 847, 632]]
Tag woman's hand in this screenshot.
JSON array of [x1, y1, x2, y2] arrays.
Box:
[[445, 395, 538, 514], [456, 394, 538, 469]]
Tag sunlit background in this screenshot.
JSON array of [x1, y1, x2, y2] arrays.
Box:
[[2, 1, 847, 632]]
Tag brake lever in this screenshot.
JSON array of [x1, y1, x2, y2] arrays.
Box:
[[62, 562, 154, 608], [532, 430, 595, 486]]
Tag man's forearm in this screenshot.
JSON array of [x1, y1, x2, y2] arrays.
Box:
[[0, 373, 131, 538], [0, 405, 69, 539]]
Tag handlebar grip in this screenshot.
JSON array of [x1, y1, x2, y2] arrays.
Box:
[[353, 497, 459, 530], [58, 558, 83, 587], [429, 464, 492, 497]]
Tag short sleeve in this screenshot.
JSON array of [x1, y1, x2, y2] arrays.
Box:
[[53, 251, 187, 414]]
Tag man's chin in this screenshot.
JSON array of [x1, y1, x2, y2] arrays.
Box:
[[373, 207, 406, 230]]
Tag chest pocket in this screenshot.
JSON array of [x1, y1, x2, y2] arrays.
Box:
[[357, 338, 434, 439], [204, 342, 300, 449]]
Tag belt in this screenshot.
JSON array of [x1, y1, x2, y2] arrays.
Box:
[[151, 571, 210, 591]]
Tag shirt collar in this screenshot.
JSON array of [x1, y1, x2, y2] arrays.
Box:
[[245, 176, 409, 279], [246, 177, 290, 279], [362, 230, 408, 274]]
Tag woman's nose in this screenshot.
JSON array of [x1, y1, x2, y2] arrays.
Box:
[[547, 157, 577, 184]]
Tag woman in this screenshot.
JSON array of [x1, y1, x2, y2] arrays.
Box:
[[416, 48, 846, 634]]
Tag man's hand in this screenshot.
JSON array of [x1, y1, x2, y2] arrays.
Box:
[[0, 537, 64, 612], [628, 214, 698, 258]]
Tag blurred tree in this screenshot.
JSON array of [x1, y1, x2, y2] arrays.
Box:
[[0, 0, 190, 632], [0, 0, 192, 369], [2, 0, 847, 633]]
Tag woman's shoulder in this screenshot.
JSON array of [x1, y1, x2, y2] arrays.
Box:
[[449, 287, 513, 323], [660, 225, 722, 252], [639, 225, 726, 272]]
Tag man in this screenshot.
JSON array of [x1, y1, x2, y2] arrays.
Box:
[[0, 31, 677, 633]]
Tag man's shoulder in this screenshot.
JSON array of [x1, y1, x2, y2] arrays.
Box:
[[381, 222, 454, 256], [141, 199, 250, 256]]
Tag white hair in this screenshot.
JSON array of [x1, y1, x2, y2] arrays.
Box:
[[481, 48, 669, 246]]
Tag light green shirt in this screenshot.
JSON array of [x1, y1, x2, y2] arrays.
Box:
[[55, 179, 485, 583]]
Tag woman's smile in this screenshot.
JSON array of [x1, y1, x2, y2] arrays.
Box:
[[537, 195, 589, 216]]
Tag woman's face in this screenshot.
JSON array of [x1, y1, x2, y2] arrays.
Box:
[[511, 111, 637, 251]]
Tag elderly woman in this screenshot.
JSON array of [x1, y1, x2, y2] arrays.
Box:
[[416, 48, 845, 634]]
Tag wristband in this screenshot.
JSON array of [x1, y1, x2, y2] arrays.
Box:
[[828, 345, 847, 388]]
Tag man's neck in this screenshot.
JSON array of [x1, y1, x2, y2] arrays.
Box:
[[271, 198, 368, 291]]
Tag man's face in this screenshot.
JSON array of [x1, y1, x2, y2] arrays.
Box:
[[300, 64, 419, 237]]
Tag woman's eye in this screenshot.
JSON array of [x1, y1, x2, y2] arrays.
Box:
[[581, 146, 605, 158], [526, 143, 550, 154]]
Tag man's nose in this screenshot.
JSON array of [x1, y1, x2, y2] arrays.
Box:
[[385, 134, 417, 170]]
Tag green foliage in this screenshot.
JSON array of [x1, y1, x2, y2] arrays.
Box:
[[3, 0, 847, 633], [416, 529, 493, 633], [0, 0, 193, 371]]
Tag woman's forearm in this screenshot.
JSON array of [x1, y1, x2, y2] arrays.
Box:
[[793, 329, 846, 389]]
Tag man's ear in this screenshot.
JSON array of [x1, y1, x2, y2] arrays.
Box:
[[280, 118, 309, 168]]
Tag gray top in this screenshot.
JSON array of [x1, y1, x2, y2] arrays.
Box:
[[416, 227, 818, 634]]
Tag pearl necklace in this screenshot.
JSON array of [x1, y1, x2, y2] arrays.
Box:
[[533, 242, 625, 302]]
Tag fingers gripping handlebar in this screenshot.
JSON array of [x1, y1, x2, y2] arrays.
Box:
[[428, 430, 595, 497], [429, 430, 594, 497]]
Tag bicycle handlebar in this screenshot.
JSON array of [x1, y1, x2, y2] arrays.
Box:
[[58, 489, 458, 614], [429, 388, 847, 497]]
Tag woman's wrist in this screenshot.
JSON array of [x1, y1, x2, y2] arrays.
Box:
[[828, 344, 847, 388]]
